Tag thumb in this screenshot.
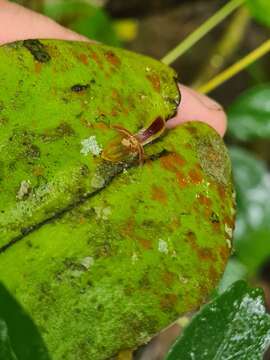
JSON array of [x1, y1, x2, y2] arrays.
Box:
[[167, 84, 227, 137]]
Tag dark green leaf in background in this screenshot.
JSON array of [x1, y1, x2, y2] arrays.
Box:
[[246, 0, 270, 27], [165, 281, 270, 360], [0, 319, 17, 360], [228, 84, 270, 141], [0, 283, 51, 360], [230, 147, 270, 273]]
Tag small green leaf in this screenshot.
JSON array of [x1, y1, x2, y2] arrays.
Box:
[[246, 0, 270, 27], [165, 281, 270, 360], [228, 84, 270, 141], [230, 147, 270, 273]]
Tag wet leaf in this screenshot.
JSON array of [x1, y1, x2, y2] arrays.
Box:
[[230, 147, 270, 273], [246, 0, 270, 27], [228, 84, 270, 141], [165, 281, 270, 360]]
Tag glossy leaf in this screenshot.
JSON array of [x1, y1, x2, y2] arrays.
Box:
[[228, 84, 270, 141], [230, 147, 270, 273], [165, 281, 270, 360], [246, 0, 270, 27]]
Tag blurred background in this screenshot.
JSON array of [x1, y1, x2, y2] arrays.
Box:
[[9, 0, 270, 359]]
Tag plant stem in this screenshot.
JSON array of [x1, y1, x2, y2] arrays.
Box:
[[161, 0, 246, 66], [197, 39, 270, 94], [192, 6, 250, 89]]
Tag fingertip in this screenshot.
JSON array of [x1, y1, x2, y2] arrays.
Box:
[[166, 84, 227, 137]]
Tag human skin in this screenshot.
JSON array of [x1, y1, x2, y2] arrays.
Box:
[[0, 0, 227, 136]]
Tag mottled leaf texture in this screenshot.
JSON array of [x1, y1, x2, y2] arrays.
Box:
[[0, 40, 235, 359]]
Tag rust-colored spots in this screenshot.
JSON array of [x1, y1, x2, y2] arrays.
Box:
[[197, 247, 216, 262], [176, 171, 188, 188], [105, 51, 121, 67], [93, 122, 109, 130], [197, 193, 212, 207], [147, 73, 161, 92], [186, 124, 198, 135], [78, 216, 86, 225], [78, 53, 89, 65], [186, 231, 216, 261], [219, 245, 230, 263], [90, 51, 103, 69], [218, 184, 226, 198], [32, 165, 44, 177], [138, 238, 153, 250], [160, 294, 178, 310], [160, 153, 186, 172], [151, 185, 168, 204], [121, 217, 135, 238], [162, 271, 176, 286], [34, 62, 42, 74], [188, 168, 203, 184]]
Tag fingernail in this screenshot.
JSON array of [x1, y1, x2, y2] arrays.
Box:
[[196, 92, 223, 111]]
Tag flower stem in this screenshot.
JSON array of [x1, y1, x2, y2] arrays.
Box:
[[197, 39, 270, 94], [161, 0, 246, 66]]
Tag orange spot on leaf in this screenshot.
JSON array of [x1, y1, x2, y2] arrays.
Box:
[[151, 185, 168, 204]]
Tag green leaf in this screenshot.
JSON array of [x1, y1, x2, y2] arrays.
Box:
[[0, 283, 51, 360], [230, 147, 270, 273], [43, 0, 121, 46], [228, 84, 270, 141], [246, 0, 270, 27], [165, 281, 270, 360], [0, 39, 235, 359], [218, 258, 247, 294], [0, 320, 17, 360]]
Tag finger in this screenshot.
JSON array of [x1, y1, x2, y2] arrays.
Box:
[[0, 0, 89, 44], [166, 84, 227, 137]]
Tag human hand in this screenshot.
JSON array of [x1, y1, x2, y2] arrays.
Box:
[[0, 0, 227, 136]]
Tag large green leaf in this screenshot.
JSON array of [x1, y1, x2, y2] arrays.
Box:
[[230, 147, 270, 273], [0, 40, 235, 359], [228, 84, 270, 141], [165, 281, 270, 360], [246, 0, 270, 27]]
